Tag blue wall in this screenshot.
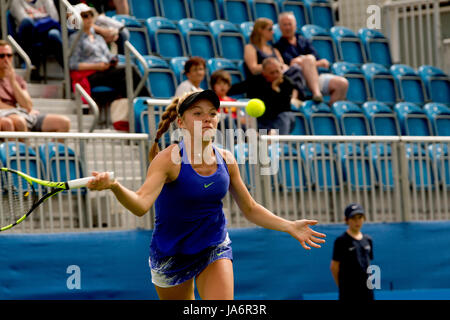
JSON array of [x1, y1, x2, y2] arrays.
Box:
[[1, 222, 450, 299]]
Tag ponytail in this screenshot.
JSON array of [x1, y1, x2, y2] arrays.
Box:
[[148, 97, 180, 162]]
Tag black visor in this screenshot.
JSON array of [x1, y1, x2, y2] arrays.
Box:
[[177, 90, 221, 116]]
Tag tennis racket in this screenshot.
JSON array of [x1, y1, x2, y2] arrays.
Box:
[[0, 167, 114, 232]]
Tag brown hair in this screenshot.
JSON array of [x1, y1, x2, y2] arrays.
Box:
[[250, 18, 273, 46], [0, 40, 11, 48], [184, 56, 206, 74], [210, 69, 232, 88]]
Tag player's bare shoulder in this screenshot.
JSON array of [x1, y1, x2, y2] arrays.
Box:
[[149, 144, 182, 181]]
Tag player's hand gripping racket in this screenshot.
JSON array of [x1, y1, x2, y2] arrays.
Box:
[[0, 167, 114, 232]]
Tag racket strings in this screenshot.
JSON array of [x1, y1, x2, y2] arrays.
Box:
[[0, 171, 36, 227]]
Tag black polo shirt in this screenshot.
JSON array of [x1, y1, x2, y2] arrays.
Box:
[[332, 231, 374, 301]]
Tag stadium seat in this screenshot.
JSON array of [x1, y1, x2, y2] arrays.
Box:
[[178, 18, 217, 59], [301, 24, 338, 64], [189, 0, 221, 22], [272, 23, 282, 43], [207, 58, 245, 86], [170, 56, 209, 89], [137, 55, 177, 98], [304, 0, 335, 30], [219, 0, 253, 24], [290, 112, 310, 135], [330, 26, 366, 65], [423, 103, 450, 136], [300, 143, 339, 190], [362, 63, 399, 106], [428, 143, 449, 187], [158, 0, 190, 21], [234, 143, 257, 189], [390, 64, 428, 104], [0, 142, 43, 189], [248, 0, 279, 22], [331, 62, 370, 105], [276, 0, 309, 29], [367, 143, 395, 188], [394, 102, 433, 136], [270, 143, 308, 190], [362, 101, 401, 136], [358, 28, 393, 67], [133, 96, 152, 134], [335, 143, 373, 190], [38, 143, 84, 188], [128, 0, 159, 21], [145, 17, 187, 59], [332, 101, 370, 135], [417, 65, 450, 105], [300, 100, 340, 135], [113, 15, 151, 55], [209, 20, 246, 62], [240, 21, 254, 43], [405, 143, 435, 188]]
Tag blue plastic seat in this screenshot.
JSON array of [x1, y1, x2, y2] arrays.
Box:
[[234, 143, 258, 189], [358, 28, 392, 67], [394, 102, 433, 136], [332, 101, 370, 135], [145, 17, 187, 59], [362, 63, 399, 106], [239, 21, 254, 43], [367, 143, 395, 188], [275, 0, 309, 29], [331, 62, 370, 105], [207, 58, 245, 86], [417, 65, 450, 105], [362, 101, 401, 136], [138, 55, 177, 98], [209, 20, 246, 62], [423, 103, 450, 136], [128, 0, 159, 21], [301, 24, 338, 64], [113, 15, 151, 55], [133, 96, 151, 134], [390, 64, 428, 104], [304, 0, 334, 30], [330, 26, 366, 65], [248, 0, 279, 21], [300, 143, 339, 190], [428, 143, 449, 187], [335, 143, 373, 190], [290, 112, 310, 135], [219, 0, 253, 24], [405, 143, 435, 188], [189, 0, 220, 22], [38, 143, 84, 194], [158, 0, 190, 21], [178, 18, 217, 59], [300, 100, 340, 135]]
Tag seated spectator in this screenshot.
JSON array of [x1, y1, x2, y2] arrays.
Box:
[[210, 69, 246, 128], [68, 1, 130, 54], [68, 4, 149, 102], [228, 57, 297, 135], [174, 57, 206, 97], [275, 12, 348, 105], [10, 0, 63, 79], [0, 40, 70, 132]]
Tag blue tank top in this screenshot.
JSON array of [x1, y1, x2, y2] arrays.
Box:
[[150, 141, 230, 258]]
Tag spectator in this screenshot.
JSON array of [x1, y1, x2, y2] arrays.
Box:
[[0, 40, 70, 132], [85, 0, 129, 15], [174, 57, 206, 97], [68, 4, 149, 103], [68, 1, 130, 54], [330, 203, 375, 301], [275, 12, 348, 105], [210, 69, 246, 129], [228, 57, 297, 135], [10, 0, 63, 79]]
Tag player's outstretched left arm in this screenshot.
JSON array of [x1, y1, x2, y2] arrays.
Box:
[[220, 149, 326, 250]]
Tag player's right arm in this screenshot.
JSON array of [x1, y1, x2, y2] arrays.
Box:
[[88, 145, 179, 217]]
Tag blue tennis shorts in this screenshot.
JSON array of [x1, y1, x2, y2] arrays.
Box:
[[149, 234, 233, 288]]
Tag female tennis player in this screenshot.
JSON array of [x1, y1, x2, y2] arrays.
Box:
[[87, 90, 326, 300]]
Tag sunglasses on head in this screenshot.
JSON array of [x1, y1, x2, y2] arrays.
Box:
[[81, 12, 93, 18], [0, 53, 13, 58]]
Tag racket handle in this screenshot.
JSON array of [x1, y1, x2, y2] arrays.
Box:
[[67, 172, 115, 189]]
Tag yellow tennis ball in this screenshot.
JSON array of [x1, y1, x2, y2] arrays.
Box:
[[245, 98, 266, 117]]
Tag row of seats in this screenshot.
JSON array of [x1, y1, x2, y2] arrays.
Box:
[[291, 100, 450, 137], [126, 0, 335, 30], [0, 142, 84, 188]]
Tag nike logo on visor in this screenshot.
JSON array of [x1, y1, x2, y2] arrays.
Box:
[[204, 182, 214, 188]]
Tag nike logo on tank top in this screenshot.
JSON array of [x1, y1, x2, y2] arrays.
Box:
[[151, 140, 230, 258]]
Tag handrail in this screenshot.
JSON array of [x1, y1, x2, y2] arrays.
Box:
[[74, 83, 100, 133], [7, 35, 32, 82]]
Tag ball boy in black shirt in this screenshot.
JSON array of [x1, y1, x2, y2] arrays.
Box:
[[330, 203, 374, 301]]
